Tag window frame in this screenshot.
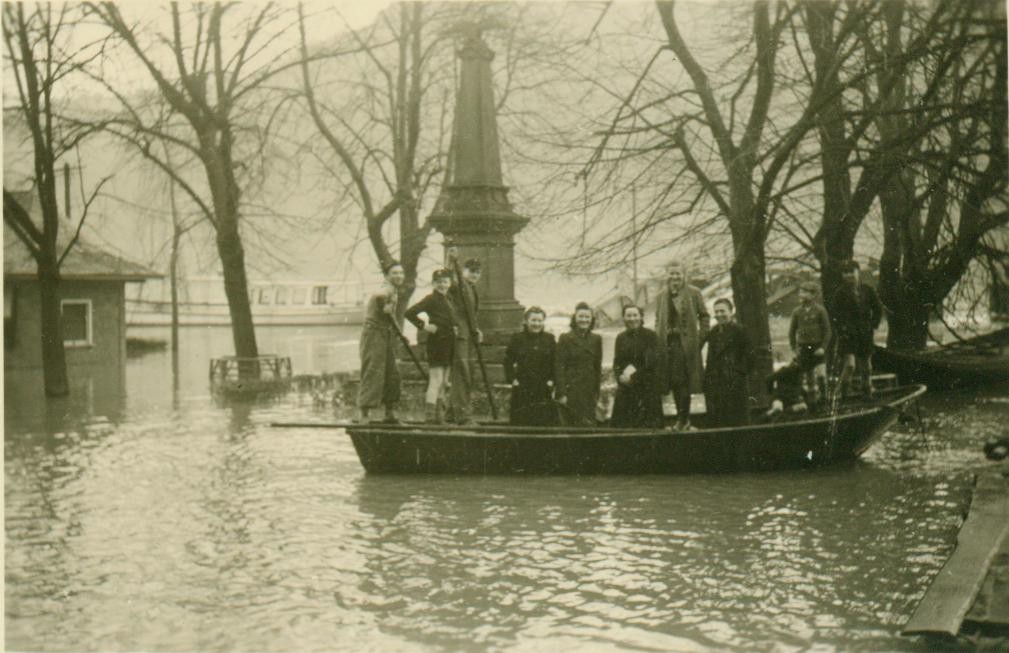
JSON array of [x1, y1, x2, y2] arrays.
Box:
[[60, 298, 93, 347]]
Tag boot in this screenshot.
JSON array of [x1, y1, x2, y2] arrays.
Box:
[[453, 406, 473, 426], [424, 402, 440, 424], [383, 405, 400, 424]]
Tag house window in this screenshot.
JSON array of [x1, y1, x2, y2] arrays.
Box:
[[291, 287, 308, 305], [311, 285, 328, 305], [275, 287, 288, 305], [258, 287, 272, 305], [61, 299, 93, 347]]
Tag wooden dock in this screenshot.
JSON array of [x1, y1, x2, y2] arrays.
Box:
[[903, 469, 1009, 639]]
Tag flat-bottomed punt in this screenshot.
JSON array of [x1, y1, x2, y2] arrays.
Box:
[[345, 384, 926, 475], [873, 327, 1009, 390]]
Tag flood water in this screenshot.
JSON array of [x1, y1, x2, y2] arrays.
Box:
[[5, 325, 1009, 652]]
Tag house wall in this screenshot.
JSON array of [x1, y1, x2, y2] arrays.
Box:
[[4, 279, 127, 371]]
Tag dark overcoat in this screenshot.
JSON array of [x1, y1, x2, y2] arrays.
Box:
[[831, 283, 883, 357], [703, 321, 752, 427], [610, 327, 664, 428], [555, 330, 603, 425], [504, 330, 557, 426], [404, 291, 456, 367]]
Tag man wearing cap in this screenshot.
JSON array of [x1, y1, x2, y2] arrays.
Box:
[[789, 281, 831, 403], [447, 251, 482, 424], [831, 260, 882, 398]]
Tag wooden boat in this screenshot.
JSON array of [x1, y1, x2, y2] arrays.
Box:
[[344, 384, 926, 475], [873, 327, 1009, 391]]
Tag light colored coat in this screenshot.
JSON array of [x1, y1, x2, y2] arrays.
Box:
[[358, 284, 401, 408], [655, 283, 710, 394]]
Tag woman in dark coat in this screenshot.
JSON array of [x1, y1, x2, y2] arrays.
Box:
[[555, 302, 603, 426], [504, 306, 557, 426], [404, 269, 457, 423], [610, 305, 664, 428], [703, 298, 752, 427]]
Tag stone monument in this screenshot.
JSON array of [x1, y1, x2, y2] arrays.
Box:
[[428, 24, 528, 335]]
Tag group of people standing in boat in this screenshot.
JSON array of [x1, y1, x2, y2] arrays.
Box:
[[358, 252, 882, 428], [356, 251, 485, 425]]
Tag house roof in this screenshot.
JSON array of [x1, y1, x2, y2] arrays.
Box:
[[4, 224, 162, 282]]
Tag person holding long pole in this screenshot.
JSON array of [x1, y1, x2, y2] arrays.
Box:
[[446, 251, 482, 425], [447, 249, 498, 420], [357, 261, 406, 423]]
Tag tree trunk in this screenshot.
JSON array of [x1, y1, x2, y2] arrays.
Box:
[[170, 223, 181, 388], [201, 135, 259, 367], [885, 299, 929, 351], [730, 247, 772, 405], [37, 261, 69, 397], [216, 221, 258, 364]]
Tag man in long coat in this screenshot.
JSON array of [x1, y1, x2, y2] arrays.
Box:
[[357, 261, 405, 422], [655, 261, 710, 430], [446, 252, 481, 424]]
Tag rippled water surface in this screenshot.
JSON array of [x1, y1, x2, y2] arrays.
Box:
[[5, 326, 1009, 652]]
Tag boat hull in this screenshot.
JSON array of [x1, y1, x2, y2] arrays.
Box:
[[873, 346, 1009, 390], [346, 385, 926, 475]]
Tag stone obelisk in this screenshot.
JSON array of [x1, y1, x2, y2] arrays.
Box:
[[428, 25, 528, 335]]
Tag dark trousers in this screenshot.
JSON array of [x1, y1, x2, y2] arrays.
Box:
[[667, 341, 691, 420], [448, 337, 474, 420]]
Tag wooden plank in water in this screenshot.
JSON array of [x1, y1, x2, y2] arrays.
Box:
[[903, 471, 1009, 637], [964, 508, 1009, 629]]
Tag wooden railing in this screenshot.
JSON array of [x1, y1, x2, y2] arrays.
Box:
[[209, 355, 292, 396]]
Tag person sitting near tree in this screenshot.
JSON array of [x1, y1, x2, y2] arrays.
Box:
[[789, 281, 831, 403], [555, 302, 603, 426], [611, 304, 664, 429], [504, 306, 557, 426], [404, 269, 457, 424], [764, 348, 826, 419]]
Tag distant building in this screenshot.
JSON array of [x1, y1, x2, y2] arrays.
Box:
[[4, 224, 161, 374]]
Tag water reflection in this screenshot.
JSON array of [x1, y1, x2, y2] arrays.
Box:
[[4, 364, 125, 436], [346, 467, 963, 652]]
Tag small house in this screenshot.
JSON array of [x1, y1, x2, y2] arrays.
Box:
[[4, 224, 161, 385]]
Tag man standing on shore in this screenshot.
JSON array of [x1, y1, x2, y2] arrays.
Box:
[[655, 261, 709, 430], [447, 250, 482, 424]]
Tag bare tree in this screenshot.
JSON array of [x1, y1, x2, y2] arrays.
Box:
[[871, 1, 1007, 348], [577, 0, 802, 392], [788, 0, 1008, 347], [3, 2, 109, 397], [83, 1, 315, 364]]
